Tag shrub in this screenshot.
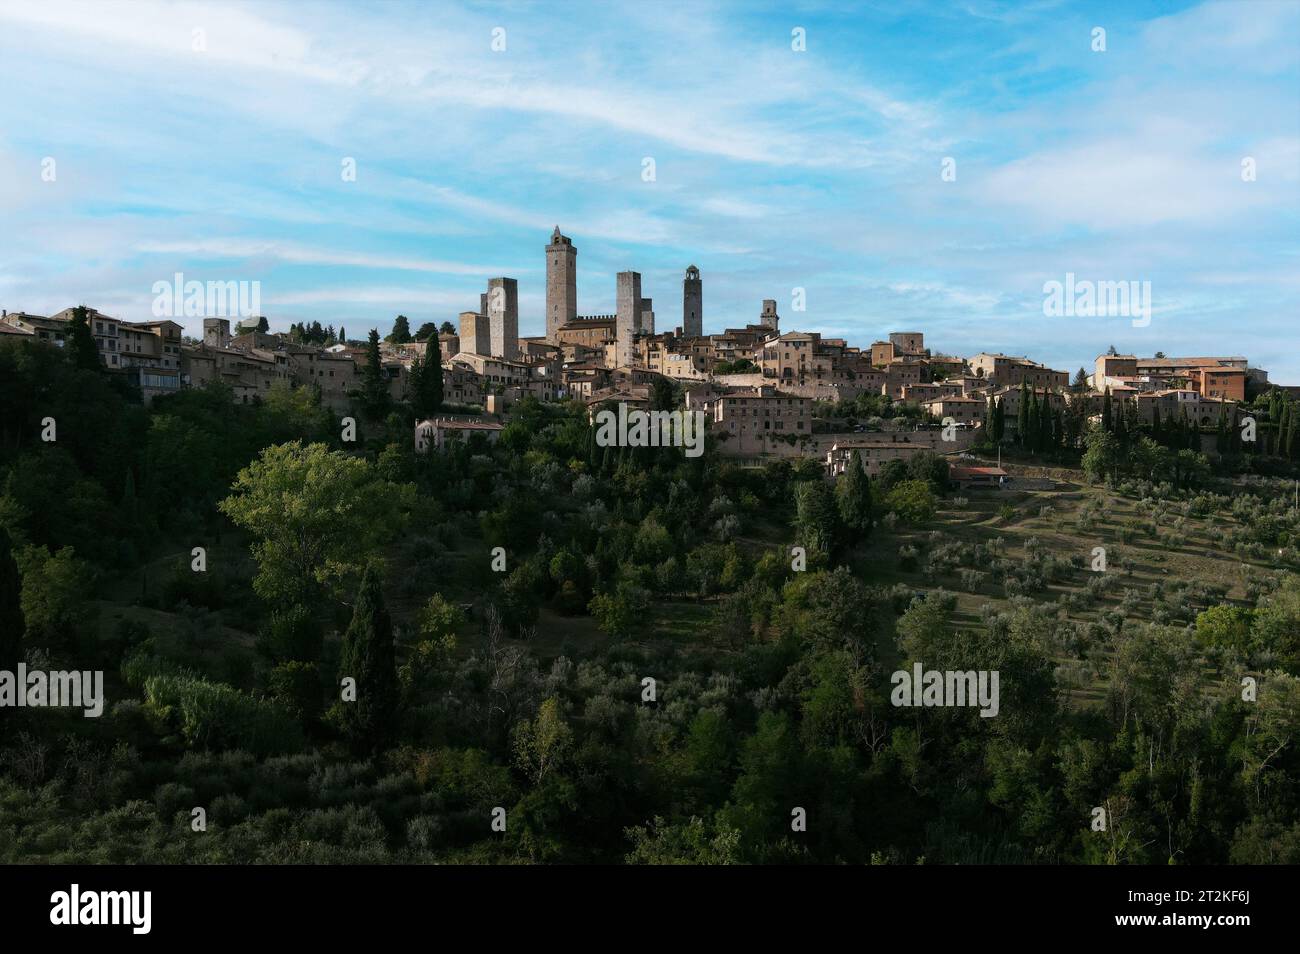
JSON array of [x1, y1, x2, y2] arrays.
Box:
[[145, 673, 304, 755], [256, 604, 322, 664]]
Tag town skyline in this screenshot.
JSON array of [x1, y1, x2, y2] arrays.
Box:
[[1, 0, 1297, 377], [0, 218, 1280, 386]]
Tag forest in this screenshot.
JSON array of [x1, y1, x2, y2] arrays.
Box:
[[2, 334, 1299, 864]]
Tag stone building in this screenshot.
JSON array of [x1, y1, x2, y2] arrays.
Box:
[[969, 353, 1069, 390], [921, 395, 984, 425], [545, 226, 577, 342], [825, 441, 932, 477], [687, 384, 811, 456], [682, 265, 702, 337], [415, 417, 504, 452], [458, 310, 490, 356], [616, 271, 641, 369], [486, 277, 519, 361]]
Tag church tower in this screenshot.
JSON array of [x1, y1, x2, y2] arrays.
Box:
[[682, 265, 702, 337], [545, 226, 577, 342]]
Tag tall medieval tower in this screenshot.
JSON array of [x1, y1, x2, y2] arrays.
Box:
[[545, 226, 577, 342], [615, 270, 641, 368], [682, 265, 702, 337], [487, 277, 519, 360]]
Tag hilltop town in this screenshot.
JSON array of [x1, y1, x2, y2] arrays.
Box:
[[1, 226, 1286, 480], [4, 227, 1300, 871]]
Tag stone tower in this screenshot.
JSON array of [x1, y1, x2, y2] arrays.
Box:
[[487, 277, 519, 360], [682, 265, 702, 337], [615, 271, 641, 368], [459, 310, 489, 355], [203, 317, 231, 349], [545, 226, 577, 342], [640, 298, 654, 336], [759, 299, 779, 331]]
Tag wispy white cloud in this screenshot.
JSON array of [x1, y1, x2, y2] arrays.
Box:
[[133, 238, 519, 277]]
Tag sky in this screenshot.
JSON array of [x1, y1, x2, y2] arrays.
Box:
[[0, 0, 1297, 379]]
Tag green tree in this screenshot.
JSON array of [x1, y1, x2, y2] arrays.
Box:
[[218, 441, 413, 602], [1026, 388, 1040, 452], [885, 479, 936, 522], [416, 594, 463, 657], [15, 545, 90, 648], [835, 451, 872, 541], [651, 376, 675, 411], [66, 305, 100, 372], [1016, 381, 1030, 446], [359, 329, 390, 419], [387, 314, 412, 344], [625, 816, 741, 865], [794, 479, 840, 558], [411, 330, 443, 418], [0, 528, 23, 672], [1194, 604, 1254, 655], [256, 603, 322, 663], [1081, 426, 1119, 484], [334, 563, 398, 749], [512, 697, 572, 784]]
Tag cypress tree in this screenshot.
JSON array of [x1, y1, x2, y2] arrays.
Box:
[[360, 329, 390, 419], [407, 355, 425, 417], [1027, 389, 1040, 452], [1038, 391, 1052, 451], [1017, 381, 1030, 446], [836, 450, 873, 542], [337, 564, 398, 750], [1275, 402, 1290, 459], [339, 325, 347, 345], [0, 527, 23, 675], [66, 305, 101, 372], [422, 330, 443, 413], [1102, 387, 1113, 433]]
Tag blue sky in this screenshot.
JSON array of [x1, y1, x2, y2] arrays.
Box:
[[1, 0, 1297, 379]]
